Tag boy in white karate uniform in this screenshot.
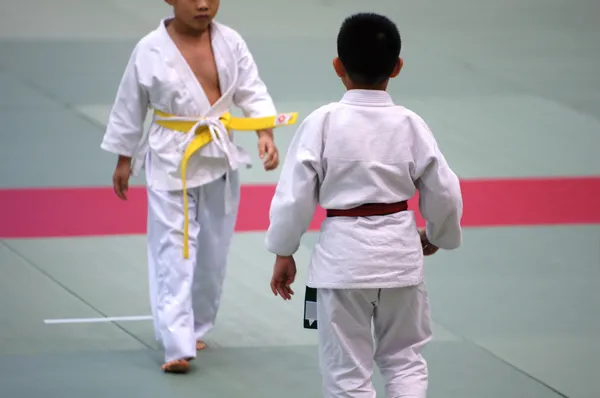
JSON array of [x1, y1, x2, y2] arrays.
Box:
[[101, 0, 293, 373], [265, 12, 463, 397]]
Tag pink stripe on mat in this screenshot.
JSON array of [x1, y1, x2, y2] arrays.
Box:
[[0, 177, 599, 238]]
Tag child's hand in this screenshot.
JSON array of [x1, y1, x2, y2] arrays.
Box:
[[112, 156, 132, 200], [257, 130, 279, 171], [270, 255, 296, 300], [419, 227, 439, 256]]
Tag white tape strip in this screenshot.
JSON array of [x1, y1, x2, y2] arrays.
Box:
[[44, 315, 153, 324]]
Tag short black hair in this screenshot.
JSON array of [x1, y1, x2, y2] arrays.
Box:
[[337, 13, 401, 86]]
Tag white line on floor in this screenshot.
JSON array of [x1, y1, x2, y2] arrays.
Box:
[[44, 315, 153, 324]]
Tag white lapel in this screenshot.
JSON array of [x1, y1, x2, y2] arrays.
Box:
[[205, 21, 239, 118], [158, 18, 238, 118], [158, 19, 211, 114]]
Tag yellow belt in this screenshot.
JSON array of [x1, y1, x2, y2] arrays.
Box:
[[153, 109, 299, 259]]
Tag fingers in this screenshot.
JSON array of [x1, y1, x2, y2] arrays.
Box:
[[121, 178, 129, 198], [271, 276, 294, 300], [278, 286, 293, 300], [270, 258, 296, 300], [277, 279, 294, 300], [286, 284, 294, 296], [113, 176, 128, 200], [263, 146, 279, 171], [283, 276, 295, 298], [422, 244, 439, 256], [420, 231, 439, 256]]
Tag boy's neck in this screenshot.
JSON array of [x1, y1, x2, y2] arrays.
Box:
[[344, 81, 389, 91], [166, 18, 211, 41], [346, 87, 388, 92]]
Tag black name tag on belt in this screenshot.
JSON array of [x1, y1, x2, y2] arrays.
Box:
[[303, 286, 318, 329]]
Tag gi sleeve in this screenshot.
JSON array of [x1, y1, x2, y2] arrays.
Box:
[[232, 35, 277, 118], [410, 116, 463, 250], [265, 112, 324, 256], [100, 44, 149, 157]]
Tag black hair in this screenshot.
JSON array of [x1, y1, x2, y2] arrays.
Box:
[[337, 13, 401, 86]]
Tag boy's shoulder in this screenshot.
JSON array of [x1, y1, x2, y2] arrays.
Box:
[[303, 101, 344, 122], [390, 101, 425, 120], [391, 103, 437, 142], [211, 20, 243, 40], [211, 21, 253, 51], [129, 25, 163, 57], [391, 102, 431, 129]]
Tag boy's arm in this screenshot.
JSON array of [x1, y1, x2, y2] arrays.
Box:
[[265, 114, 324, 256], [411, 117, 463, 251], [232, 35, 277, 122], [100, 45, 149, 159]]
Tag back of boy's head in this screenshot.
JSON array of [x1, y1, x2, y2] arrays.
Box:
[[337, 13, 401, 87]]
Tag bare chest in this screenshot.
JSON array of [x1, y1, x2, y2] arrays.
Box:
[[179, 44, 222, 106]]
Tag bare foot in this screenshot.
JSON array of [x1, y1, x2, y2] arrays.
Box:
[[196, 340, 207, 350], [162, 359, 190, 374]]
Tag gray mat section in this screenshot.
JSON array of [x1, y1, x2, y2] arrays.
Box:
[[0, 343, 566, 398], [0, 0, 599, 397], [4, 227, 600, 396], [0, 0, 599, 187], [1, 37, 599, 187], [302, 225, 600, 398], [0, 241, 145, 355]]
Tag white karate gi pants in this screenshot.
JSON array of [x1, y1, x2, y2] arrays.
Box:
[[316, 283, 432, 398], [146, 171, 240, 363]]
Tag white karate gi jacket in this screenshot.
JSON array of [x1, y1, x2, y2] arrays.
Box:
[[101, 18, 276, 192], [266, 90, 463, 289]]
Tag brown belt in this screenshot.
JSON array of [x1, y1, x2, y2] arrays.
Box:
[[326, 201, 408, 218]]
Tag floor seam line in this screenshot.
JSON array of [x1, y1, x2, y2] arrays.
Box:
[[430, 317, 570, 397], [0, 240, 155, 351]]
